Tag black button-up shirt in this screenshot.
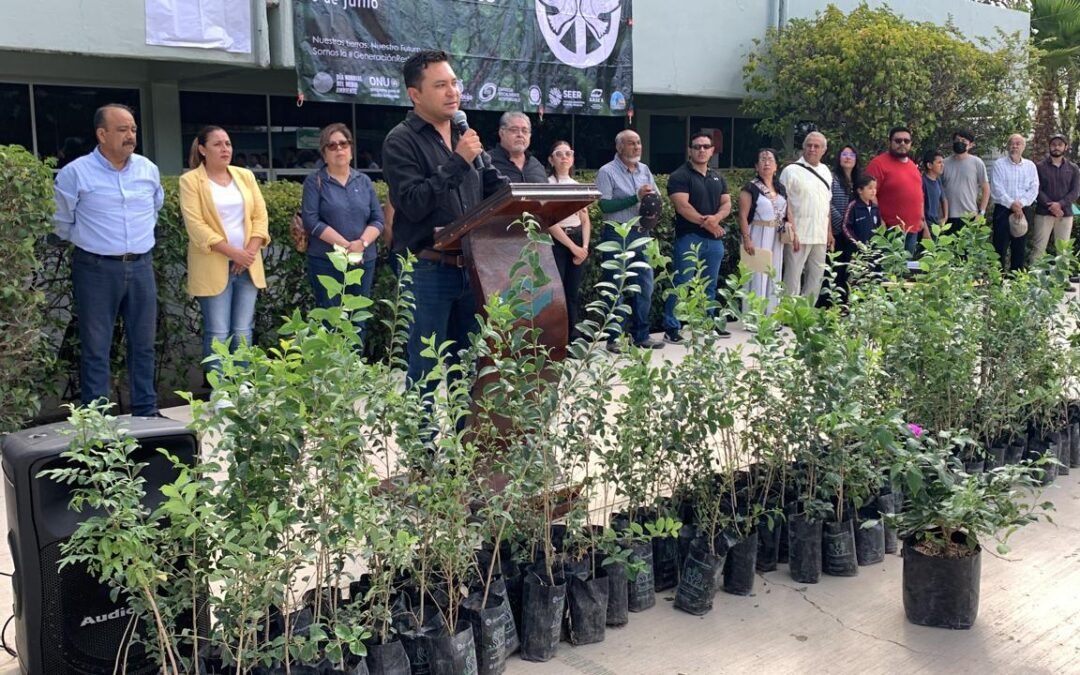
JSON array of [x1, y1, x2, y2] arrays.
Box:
[[667, 161, 729, 239], [489, 145, 548, 184], [1036, 157, 1080, 215], [382, 111, 508, 254]]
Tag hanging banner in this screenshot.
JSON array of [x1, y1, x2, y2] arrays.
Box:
[[145, 0, 252, 54], [293, 0, 633, 116]]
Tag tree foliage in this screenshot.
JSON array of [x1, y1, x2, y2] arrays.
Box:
[[741, 3, 1030, 157]]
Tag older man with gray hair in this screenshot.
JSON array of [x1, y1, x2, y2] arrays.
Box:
[[779, 131, 834, 302], [990, 133, 1039, 271], [489, 111, 548, 183], [596, 129, 663, 351]]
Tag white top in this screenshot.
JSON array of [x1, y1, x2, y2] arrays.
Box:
[[990, 156, 1039, 208], [752, 187, 788, 223], [779, 158, 832, 245], [549, 174, 582, 229], [209, 179, 246, 249]]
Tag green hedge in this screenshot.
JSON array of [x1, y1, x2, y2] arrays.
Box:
[[10, 162, 796, 421], [0, 146, 57, 432]]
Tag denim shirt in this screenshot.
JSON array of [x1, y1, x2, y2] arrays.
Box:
[[596, 155, 658, 225], [53, 147, 163, 256], [301, 164, 385, 263]]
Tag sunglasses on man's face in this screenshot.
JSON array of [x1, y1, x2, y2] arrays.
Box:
[[690, 144, 713, 151], [324, 141, 351, 151], [891, 138, 912, 145]]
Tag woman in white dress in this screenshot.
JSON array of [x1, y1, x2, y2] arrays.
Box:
[[739, 148, 794, 314]]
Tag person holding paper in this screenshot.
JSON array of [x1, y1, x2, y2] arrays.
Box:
[[739, 148, 793, 314]]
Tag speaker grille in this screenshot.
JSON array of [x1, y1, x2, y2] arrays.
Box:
[[40, 542, 157, 674]]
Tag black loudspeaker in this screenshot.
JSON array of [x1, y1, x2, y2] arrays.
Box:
[[2, 416, 199, 675]]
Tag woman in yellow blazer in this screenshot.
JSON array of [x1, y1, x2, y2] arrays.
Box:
[[179, 125, 270, 372]]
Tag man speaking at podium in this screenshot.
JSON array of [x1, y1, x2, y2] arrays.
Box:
[[383, 50, 508, 391]]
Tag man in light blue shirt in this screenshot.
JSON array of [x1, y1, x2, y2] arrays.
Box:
[[53, 104, 164, 416], [596, 129, 663, 351]]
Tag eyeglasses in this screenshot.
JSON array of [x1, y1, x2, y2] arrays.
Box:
[[840, 151, 857, 159], [552, 150, 574, 158], [324, 141, 351, 151], [503, 126, 531, 135], [690, 144, 713, 151], [891, 138, 912, 145]]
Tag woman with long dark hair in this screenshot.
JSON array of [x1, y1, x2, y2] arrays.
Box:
[[179, 125, 270, 372], [830, 145, 861, 299]]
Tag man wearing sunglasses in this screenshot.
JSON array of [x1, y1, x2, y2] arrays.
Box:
[[489, 111, 548, 183], [865, 125, 927, 255], [663, 130, 732, 344]]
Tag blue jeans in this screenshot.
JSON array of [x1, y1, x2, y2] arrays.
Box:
[[197, 271, 259, 372], [308, 253, 376, 340], [601, 225, 655, 344], [663, 233, 724, 332], [904, 232, 919, 256], [405, 259, 478, 391], [71, 248, 158, 416]]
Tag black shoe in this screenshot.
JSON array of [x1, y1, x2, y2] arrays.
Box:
[[716, 328, 732, 338], [634, 337, 665, 349], [605, 341, 622, 354], [663, 330, 684, 344]]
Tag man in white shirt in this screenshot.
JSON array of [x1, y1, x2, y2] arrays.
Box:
[[990, 133, 1039, 272], [780, 131, 834, 302]]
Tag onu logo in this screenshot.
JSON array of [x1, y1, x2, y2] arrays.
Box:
[[536, 0, 623, 69]]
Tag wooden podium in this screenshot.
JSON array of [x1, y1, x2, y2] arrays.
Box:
[[434, 182, 601, 362]]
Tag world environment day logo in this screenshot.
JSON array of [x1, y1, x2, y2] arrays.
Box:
[[535, 0, 623, 69]]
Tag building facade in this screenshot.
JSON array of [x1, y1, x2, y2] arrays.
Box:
[[0, 0, 1029, 176]]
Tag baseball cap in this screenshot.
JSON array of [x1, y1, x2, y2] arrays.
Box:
[[638, 192, 662, 231], [1050, 133, 1069, 144]]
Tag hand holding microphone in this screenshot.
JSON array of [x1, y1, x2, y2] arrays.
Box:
[[451, 110, 490, 170]]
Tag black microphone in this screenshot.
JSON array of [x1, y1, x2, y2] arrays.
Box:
[[451, 110, 490, 170]]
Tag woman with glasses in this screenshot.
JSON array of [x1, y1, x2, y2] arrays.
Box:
[[179, 125, 270, 372], [739, 148, 793, 314], [830, 145, 861, 299], [301, 123, 384, 330], [547, 140, 592, 341]]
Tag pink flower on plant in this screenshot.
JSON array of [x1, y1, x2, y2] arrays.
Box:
[[907, 423, 924, 438]]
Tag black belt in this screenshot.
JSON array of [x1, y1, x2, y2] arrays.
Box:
[[77, 247, 148, 262], [417, 249, 466, 268]]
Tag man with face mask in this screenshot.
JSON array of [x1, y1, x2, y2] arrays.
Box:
[[1033, 133, 1080, 260], [941, 129, 990, 232]]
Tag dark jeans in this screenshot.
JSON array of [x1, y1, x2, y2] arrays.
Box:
[[405, 259, 478, 391], [71, 248, 158, 416], [552, 228, 586, 341], [992, 204, 1030, 272], [663, 232, 724, 331], [601, 225, 655, 344], [904, 232, 920, 256], [946, 217, 968, 235], [307, 253, 376, 340]]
